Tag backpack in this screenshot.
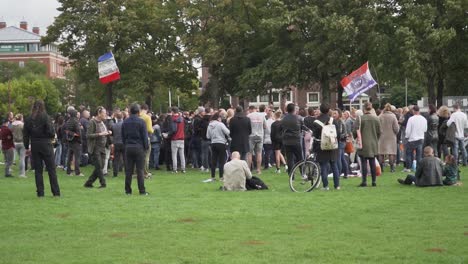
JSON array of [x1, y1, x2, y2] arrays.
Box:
[[314, 118, 338, 150], [444, 122, 457, 146], [245, 176, 269, 190], [11, 123, 23, 143]]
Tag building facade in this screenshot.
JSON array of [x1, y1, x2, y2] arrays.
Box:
[[0, 21, 69, 78]]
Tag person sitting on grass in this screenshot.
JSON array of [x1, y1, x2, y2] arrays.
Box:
[[397, 146, 443, 187], [442, 154, 461, 186], [222, 151, 252, 191]]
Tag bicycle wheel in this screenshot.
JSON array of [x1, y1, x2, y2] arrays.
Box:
[[289, 160, 321, 192]]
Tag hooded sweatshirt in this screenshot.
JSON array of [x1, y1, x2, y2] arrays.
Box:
[[206, 120, 230, 144]]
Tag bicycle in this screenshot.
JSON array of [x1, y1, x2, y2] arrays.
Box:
[[289, 126, 321, 192]]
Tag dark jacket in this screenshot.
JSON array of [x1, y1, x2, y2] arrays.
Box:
[[228, 113, 252, 153], [415, 156, 443, 187], [64, 117, 82, 144], [122, 114, 149, 150], [311, 113, 340, 162], [23, 113, 55, 149], [111, 120, 124, 145], [87, 118, 108, 154], [281, 113, 302, 146], [199, 115, 211, 140], [270, 120, 282, 144]]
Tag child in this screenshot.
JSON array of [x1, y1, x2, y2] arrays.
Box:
[[0, 118, 15, 177], [443, 155, 460, 186]]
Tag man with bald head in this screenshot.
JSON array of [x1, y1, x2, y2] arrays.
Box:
[[223, 151, 252, 191]]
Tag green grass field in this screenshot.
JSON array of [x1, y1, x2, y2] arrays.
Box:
[[0, 161, 467, 264]]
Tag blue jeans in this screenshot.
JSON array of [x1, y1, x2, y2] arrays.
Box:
[[405, 139, 423, 169], [54, 143, 62, 167], [337, 142, 350, 175], [150, 143, 161, 168], [453, 138, 467, 165], [201, 139, 211, 169], [319, 160, 340, 188]]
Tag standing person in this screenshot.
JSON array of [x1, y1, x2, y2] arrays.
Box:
[[378, 103, 400, 172], [122, 104, 149, 195], [270, 110, 287, 173], [228, 106, 251, 160], [161, 111, 173, 171], [54, 115, 65, 169], [139, 104, 154, 177], [282, 103, 303, 176], [11, 114, 26, 178], [83, 106, 111, 188], [311, 103, 340, 190], [247, 105, 267, 174], [79, 110, 90, 164], [425, 104, 439, 157], [404, 106, 427, 172], [205, 112, 230, 182], [23, 100, 60, 197], [303, 107, 316, 158], [150, 116, 162, 170], [110, 112, 124, 177], [437, 106, 451, 159], [263, 109, 274, 169], [353, 102, 380, 187], [446, 104, 468, 166], [199, 108, 212, 172], [191, 108, 204, 169], [170, 107, 186, 173], [65, 109, 83, 176], [1, 118, 15, 177]]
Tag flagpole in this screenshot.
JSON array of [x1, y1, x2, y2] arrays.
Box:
[[370, 63, 381, 108]]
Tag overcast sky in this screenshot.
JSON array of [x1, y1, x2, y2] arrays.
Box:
[[1, 0, 60, 34]]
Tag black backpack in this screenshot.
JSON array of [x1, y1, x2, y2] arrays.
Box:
[[246, 176, 269, 190]]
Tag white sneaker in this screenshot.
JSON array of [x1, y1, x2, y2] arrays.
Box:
[[402, 168, 411, 173], [200, 166, 205, 171], [321, 187, 330, 191], [275, 169, 281, 174], [284, 165, 288, 170], [202, 178, 215, 183]]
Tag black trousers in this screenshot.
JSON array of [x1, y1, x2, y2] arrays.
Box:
[[66, 141, 81, 175], [85, 150, 106, 187], [125, 145, 146, 194], [284, 144, 303, 175], [163, 139, 172, 170], [113, 143, 125, 177], [360, 156, 377, 184], [210, 143, 227, 179], [32, 141, 60, 197]]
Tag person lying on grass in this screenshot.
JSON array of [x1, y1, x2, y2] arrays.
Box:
[[397, 146, 443, 187]]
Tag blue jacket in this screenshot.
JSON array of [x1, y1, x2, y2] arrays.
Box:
[[122, 114, 149, 150]]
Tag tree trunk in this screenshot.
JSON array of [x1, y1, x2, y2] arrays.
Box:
[[427, 73, 436, 106], [106, 82, 113, 112], [436, 74, 444, 108], [320, 74, 330, 104]]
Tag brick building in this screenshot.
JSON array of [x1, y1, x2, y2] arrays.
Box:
[[0, 21, 69, 78]]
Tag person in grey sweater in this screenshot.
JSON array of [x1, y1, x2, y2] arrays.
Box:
[[205, 112, 230, 182], [397, 146, 443, 187]]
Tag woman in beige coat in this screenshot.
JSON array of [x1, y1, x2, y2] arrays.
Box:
[[378, 103, 400, 172]]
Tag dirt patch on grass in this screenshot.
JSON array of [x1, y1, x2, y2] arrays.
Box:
[[296, 224, 313, 230], [464, 232, 468, 236], [426, 248, 445, 253], [242, 240, 266, 245], [177, 218, 196, 223], [55, 213, 70, 219], [109, 232, 129, 238]]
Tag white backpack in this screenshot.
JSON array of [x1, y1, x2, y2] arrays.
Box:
[[314, 118, 338, 150]]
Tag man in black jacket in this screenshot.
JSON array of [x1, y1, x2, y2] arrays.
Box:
[[281, 103, 303, 175], [65, 109, 83, 176], [122, 104, 149, 195], [229, 106, 252, 160]]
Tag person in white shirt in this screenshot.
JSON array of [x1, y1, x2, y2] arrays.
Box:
[[447, 104, 468, 166], [247, 105, 267, 174], [222, 151, 252, 191], [404, 106, 427, 172]]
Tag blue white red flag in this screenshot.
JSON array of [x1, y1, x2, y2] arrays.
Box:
[[340, 62, 377, 102], [98, 52, 120, 84]]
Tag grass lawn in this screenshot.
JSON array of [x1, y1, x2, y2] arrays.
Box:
[[0, 161, 467, 264]]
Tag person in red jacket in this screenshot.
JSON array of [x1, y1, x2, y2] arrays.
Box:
[[170, 107, 185, 173], [0, 118, 15, 177]]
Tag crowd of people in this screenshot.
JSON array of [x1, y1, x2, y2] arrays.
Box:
[[0, 99, 466, 196]]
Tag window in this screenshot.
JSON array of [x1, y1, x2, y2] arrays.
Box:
[[18, 61, 24, 68], [307, 92, 320, 103], [285, 91, 293, 102], [259, 95, 269, 102]]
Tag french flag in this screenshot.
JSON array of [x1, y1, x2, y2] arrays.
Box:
[[98, 52, 120, 84], [340, 62, 377, 102]]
